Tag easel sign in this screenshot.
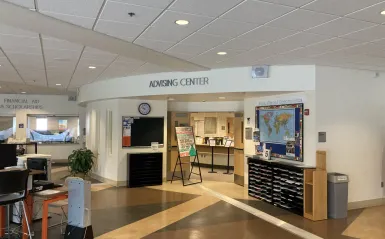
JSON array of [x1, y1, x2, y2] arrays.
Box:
[[171, 126, 202, 186]]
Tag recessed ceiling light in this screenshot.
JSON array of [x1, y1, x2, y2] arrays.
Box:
[[381, 10, 385, 15], [217, 52, 227, 55], [219, 96, 226, 100], [175, 20, 189, 26], [21, 92, 26, 94], [88, 66, 96, 69], [56, 83, 62, 86]]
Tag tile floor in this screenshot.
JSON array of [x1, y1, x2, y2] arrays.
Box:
[[5, 169, 384, 239]]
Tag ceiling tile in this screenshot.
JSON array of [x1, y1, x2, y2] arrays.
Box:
[[133, 63, 172, 75], [0, 24, 37, 37], [37, 0, 104, 18], [267, 9, 337, 31], [190, 48, 245, 66], [140, 25, 198, 42], [0, 34, 40, 47], [341, 25, 385, 42], [242, 26, 297, 42], [260, 0, 314, 7], [306, 18, 376, 37], [97, 59, 145, 81], [304, 38, 362, 56], [167, 44, 212, 56], [221, 0, 294, 24], [152, 11, 214, 31], [346, 2, 385, 24], [303, 0, 384, 16], [134, 38, 175, 52], [100, 1, 162, 26], [41, 12, 96, 29], [4, 0, 35, 9], [181, 33, 231, 48], [110, 0, 173, 9], [199, 19, 259, 38], [44, 48, 82, 62], [42, 37, 83, 51], [95, 20, 145, 41], [78, 56, 115, 67], [82, 47, 117, 60], [220, 37, 266, 51], [276, 32, 332, 47], [17, 69, 46, 82], [340, 42, 385, 58], [2, 46, 42, 55], [169, 0, 243, 17], [165, 52, 194, 61]]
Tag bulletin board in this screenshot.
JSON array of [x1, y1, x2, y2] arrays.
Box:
[[122, 117, 164, 147], [255, 104, 303, 161]]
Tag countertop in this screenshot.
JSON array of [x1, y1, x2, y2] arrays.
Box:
[[248, 155, 316, 169]]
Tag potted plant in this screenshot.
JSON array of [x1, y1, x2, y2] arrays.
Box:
[[68, 148, 95, 179]]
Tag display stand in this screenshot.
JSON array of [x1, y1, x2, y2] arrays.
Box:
[[171, 127, 203, 186]]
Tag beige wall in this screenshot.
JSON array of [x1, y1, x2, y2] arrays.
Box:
[[190, 112, 235, 138]]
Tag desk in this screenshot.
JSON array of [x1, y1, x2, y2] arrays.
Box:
[[33, 187, 68, 239]]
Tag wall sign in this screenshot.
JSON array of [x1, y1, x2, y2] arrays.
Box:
[[0, 98, 43, 110], [149, 77, 209, 88], [19, 123, 24, 129]]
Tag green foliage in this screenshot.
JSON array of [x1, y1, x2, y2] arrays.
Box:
[[68, 148, 95, 177]]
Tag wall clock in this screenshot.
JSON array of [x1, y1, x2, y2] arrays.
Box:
[[138, 103, 151, 115]]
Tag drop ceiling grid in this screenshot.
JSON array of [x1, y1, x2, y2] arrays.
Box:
[[3, 0, 385, 89]]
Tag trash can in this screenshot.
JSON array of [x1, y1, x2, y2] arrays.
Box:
[[327, 173, 349, 219]]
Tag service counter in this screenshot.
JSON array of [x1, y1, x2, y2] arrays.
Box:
[[194, 144, 234, 168]]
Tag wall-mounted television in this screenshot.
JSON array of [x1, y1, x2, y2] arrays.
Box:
[[122, 117, 164, 147]]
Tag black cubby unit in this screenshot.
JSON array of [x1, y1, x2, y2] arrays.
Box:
[[248, 157, 305, 216]]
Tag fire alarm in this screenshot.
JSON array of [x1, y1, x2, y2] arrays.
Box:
[[304, 109, 310, 116]]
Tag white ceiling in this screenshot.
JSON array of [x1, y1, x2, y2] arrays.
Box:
[[2, 0, 385, 94]]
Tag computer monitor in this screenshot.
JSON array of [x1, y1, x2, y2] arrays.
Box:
[[27, 158, 48, 181], [0, 144, 17, 169]]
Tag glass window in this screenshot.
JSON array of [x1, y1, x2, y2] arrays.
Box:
[[36, 118, 48, 131], [0, 116, 16, 142], [28, 115, 79, 144]]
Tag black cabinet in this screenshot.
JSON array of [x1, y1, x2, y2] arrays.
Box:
[[248, 157, 305, 216], [127, 153, 163, 188]]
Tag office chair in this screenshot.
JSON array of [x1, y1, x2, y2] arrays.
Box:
[[0, 169, 32, 239]]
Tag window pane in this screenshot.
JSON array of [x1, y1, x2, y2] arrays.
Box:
[[36, 118, 48, 131], [0, 116, 15, 141]]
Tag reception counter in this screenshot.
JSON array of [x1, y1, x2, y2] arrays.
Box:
[[194, 144, 234, 168]]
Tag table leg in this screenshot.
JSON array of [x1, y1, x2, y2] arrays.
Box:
[[22, 194, 33, 239], [0, 206, 5, 237], [42, 200, 49, 239]]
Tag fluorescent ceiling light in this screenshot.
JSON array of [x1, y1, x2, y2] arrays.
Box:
[[218, 96, 226, 100], [381, 10, 385, 15], [88, 66, 96, 69], [175, 20, 189, 25], [56, 84, 62, 86], [217, 52, 227, 55]]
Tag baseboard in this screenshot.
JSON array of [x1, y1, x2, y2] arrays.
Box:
[[348, 198, 385, 210], [90, 173, 126, 187]]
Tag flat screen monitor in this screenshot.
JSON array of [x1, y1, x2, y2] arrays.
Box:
[[0, 144, 17, 169]]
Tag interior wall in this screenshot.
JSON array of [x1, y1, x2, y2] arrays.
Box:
[[169, 101, 243, 112], [87, 99, 168, 184], [190, 112, 235, 138], [243, 91, 317, 185], [316, 66, 385, 203], [0, 94, 83, 160]]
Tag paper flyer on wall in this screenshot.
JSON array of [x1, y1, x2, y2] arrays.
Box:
[[122, 117, 133, 147], [175, 126, 196, 157]]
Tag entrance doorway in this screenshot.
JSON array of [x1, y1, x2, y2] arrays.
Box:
[[167, 111, 244, 186]]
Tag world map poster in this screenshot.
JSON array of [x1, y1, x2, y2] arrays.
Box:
[[256, 104, 303, 161], [259, 109, 295, 144]]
